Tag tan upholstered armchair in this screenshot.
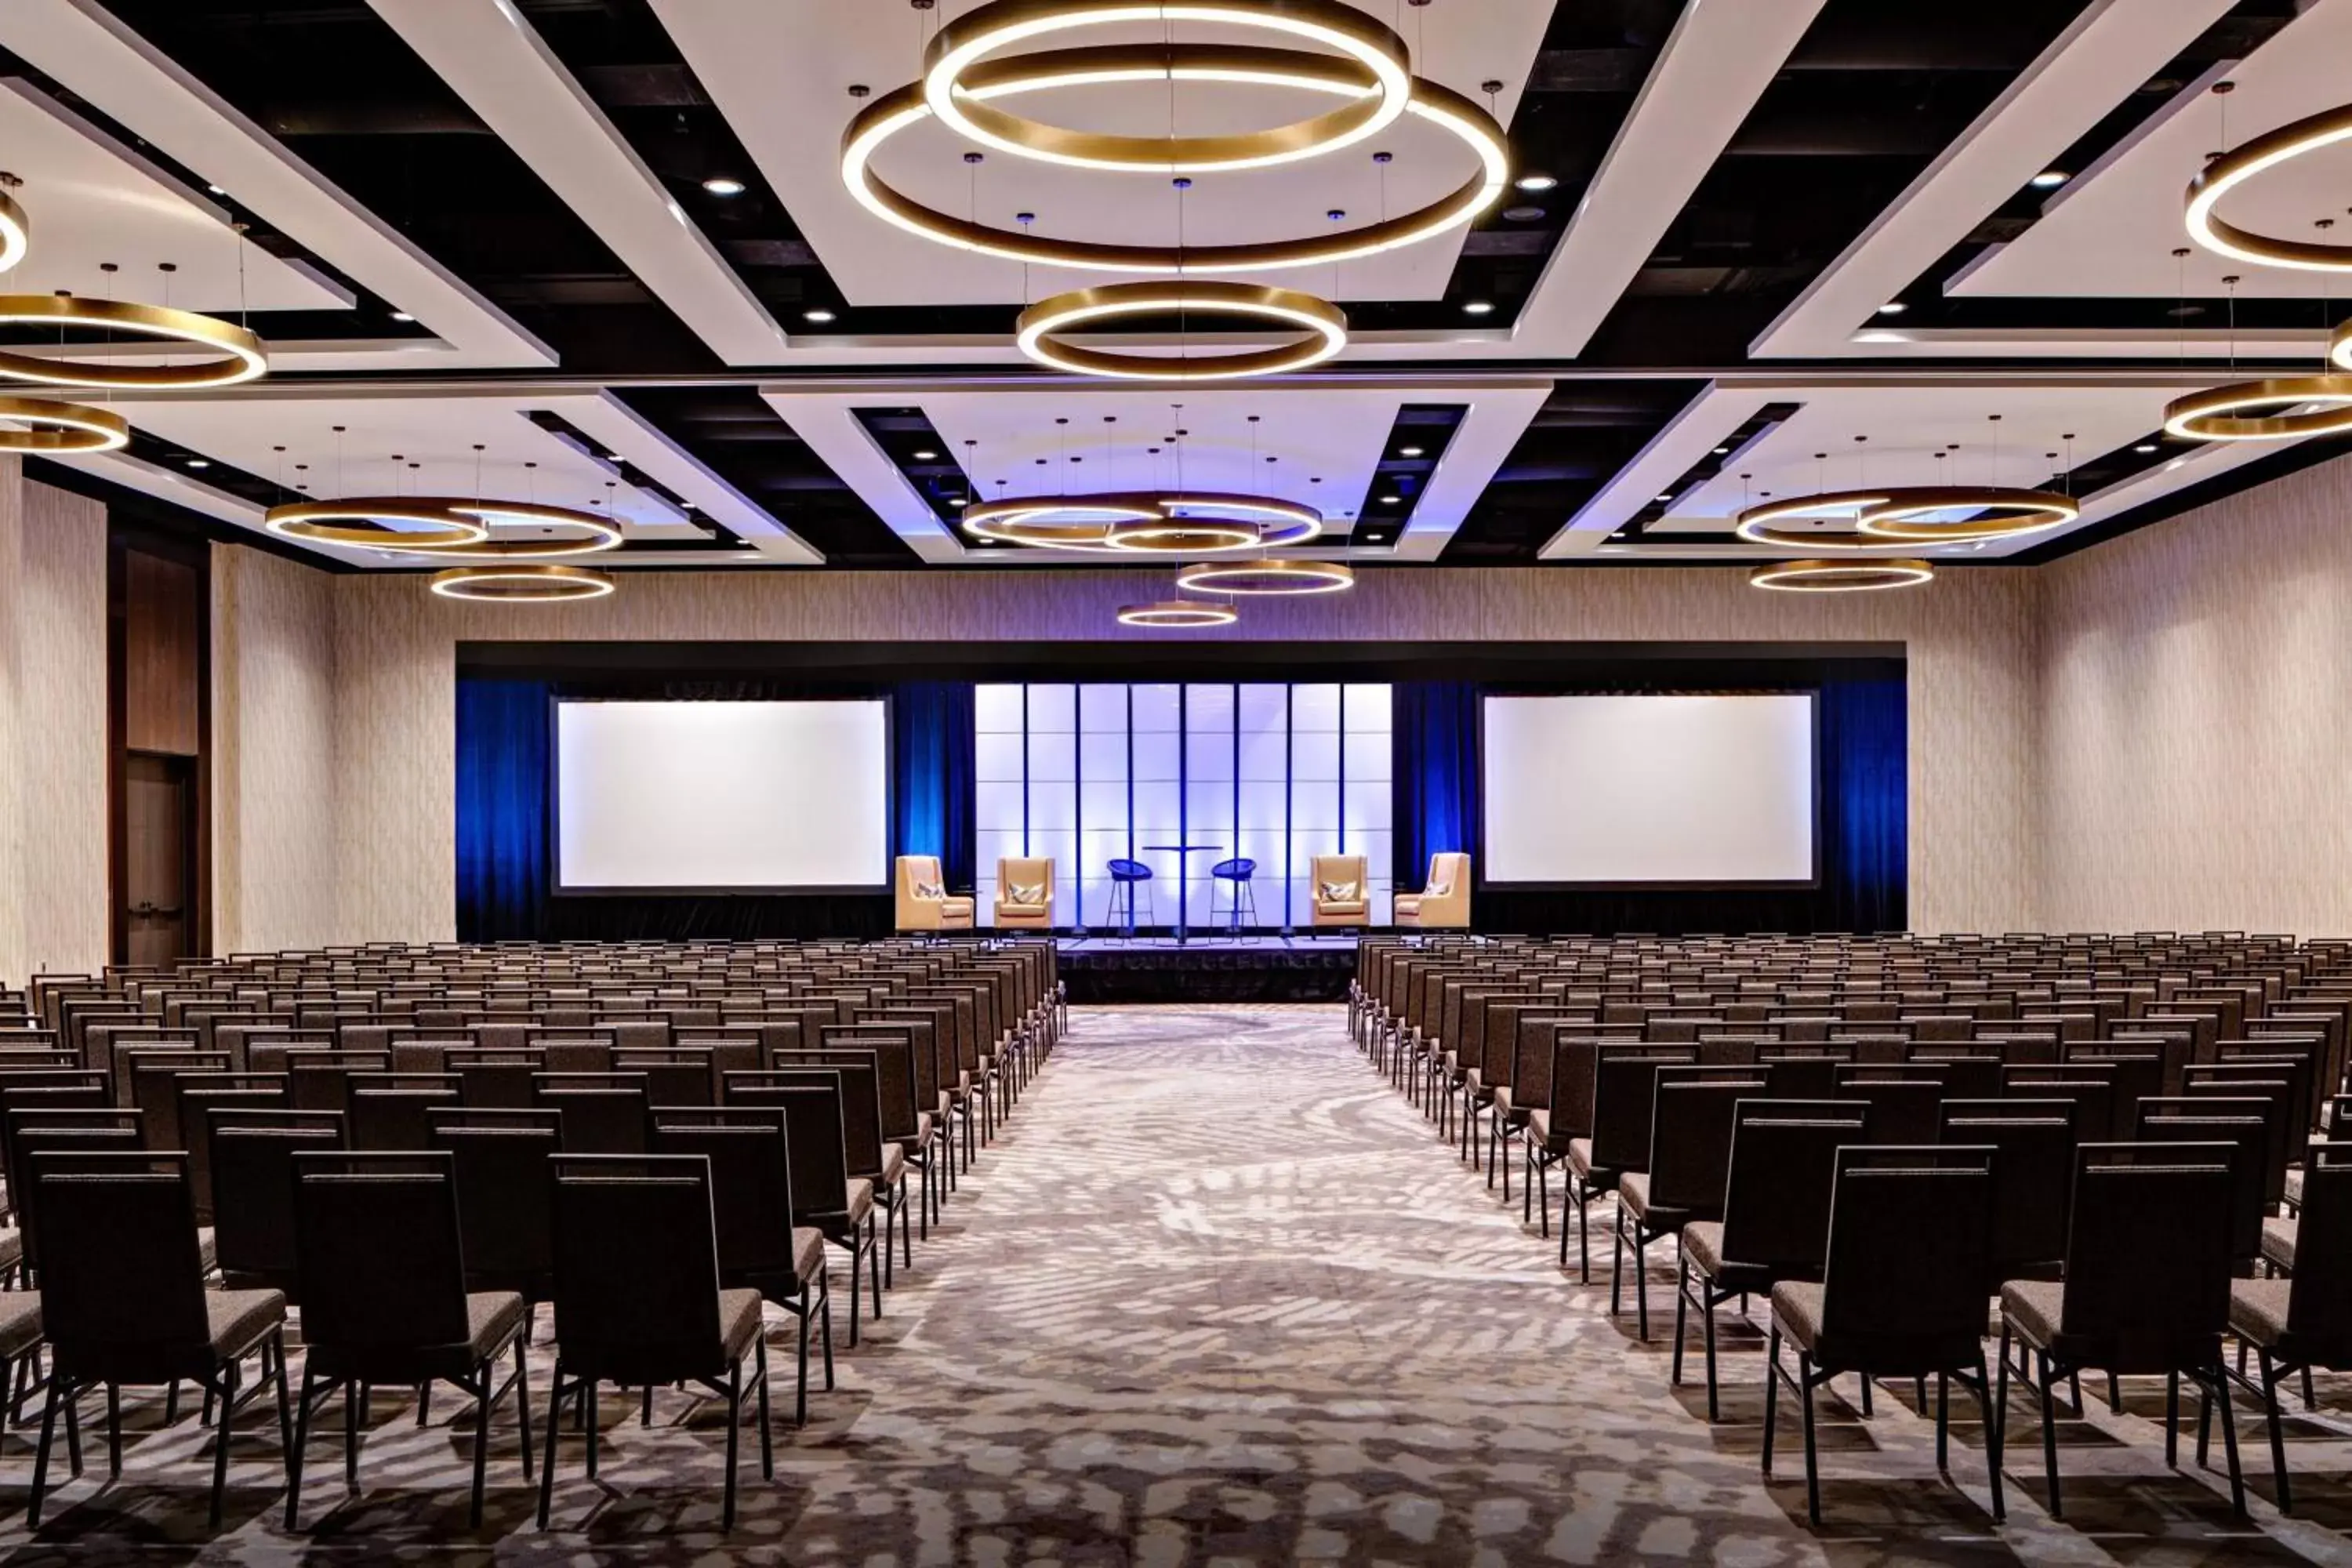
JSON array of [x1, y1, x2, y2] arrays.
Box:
[[1310, 854, 1370, 928], [994, 856, 1055, 930], [1395, 852, 1471, 929], [895, 855, 974, 932]]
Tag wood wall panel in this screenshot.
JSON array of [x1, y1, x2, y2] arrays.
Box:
[[122, 550, 201, 756]]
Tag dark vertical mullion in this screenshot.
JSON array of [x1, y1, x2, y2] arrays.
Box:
[[1231, 682, 1241, 931], [1020, 684, 1031, 858], [1176, 683, 1189, 933], [1338, 683, 1348, 856], [1283, 683, 1294, 933], [1072, 684, 1083, 932]]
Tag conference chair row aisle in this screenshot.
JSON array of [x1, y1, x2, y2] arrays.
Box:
[[1350, 930, 2352, 1537], [0, 934, 1065, 1537]]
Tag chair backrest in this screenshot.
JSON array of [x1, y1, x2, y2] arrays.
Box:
[[1818, 1145, 1994, 1352], [997, 858, 1054, 904], [742, 1081, 851, 1220], [897, 855, 946, 902], [1643, 1069, 1766, 1217], [650, 1109, 801, 1284], [293, 1151, 473, 1352], [285, 1049, 391, 1113], [34, 1153, 214, 1377], [1902, 1043, 2004, 1099], [1940, 1099, 2075, 1288], [1757, 1044, 1856, 1101], [2287, 1145, 2352, 1345], [614, 1047, 717, 1109], [445, 1047, 545, 1109], [2056, 1142, 2235, 1367], [2180, 1069, 2294, 1206], [1588, 1044, 1698, 1172], [209, 1109, 346, 1291], [1833, 1068, 1944, 1145], [756, 1058, 885, 1176], [1311, 855, 1366, 899], [12, 1113, 144, 1272], [532, 1073, 650, 1154], [348, 1073, 462, 1151], [1998, 1068, 2111, 1148], [174, 1073, 289, 1221], [1715, 1101, 1869, 1277], [2136, 1098, 2270, 1263], [2061, 1043, 2164, 1137], [547, 1154, 727, 1383], [426, 1109, 561, 1299]]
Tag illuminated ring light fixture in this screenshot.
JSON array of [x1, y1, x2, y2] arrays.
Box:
[[926, 0, 1413, 174], [0, 294, 265, 390], [844, 72, 1508, 275], [0, 396, 128, 453], [1733, 489, 1899, 551], [1017, 281, 1347, 380], [408, 501, 625, 561], [1175, 558, 1355, 595], [1854, 486, 2080, 543], [0, 190, 27, 275], [964, 492, 1321, 552], [2332, 318, 2352, 371], [1116, 599, 1238, 628], [2161, 376, 2352, 442], [265, 497, 493, 551], [2186, 104, 2352, 271], [430, 564, 615, 603], [1749, 559, 1934, 593]]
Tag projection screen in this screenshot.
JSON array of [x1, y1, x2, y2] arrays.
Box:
[[1480, 694, 1817, 886], [554, 699, 891, 892]]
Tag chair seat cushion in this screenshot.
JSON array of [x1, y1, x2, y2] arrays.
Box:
[[1529, 1109, 1550, 1144], [1319, 901, 1367, 916], [1392, 896, 1423, 916], [1682, 1221, 1726, 1277], [0, 1292, 39, 1361], [718, 1287, 764, 1362], [0, 1229, 20, 1276], [2262, 1214, 2297, 1273], [842, 1178, 875, 1225], [1619, 1171, 1652, 1219], [793, 1227, 827, 1288], [1771, 1282, 1825, 1352], [1999, 1279, 2065, 1349], [1567, 1137, 1602, 1180], [938, 898, 975, 916], [207, 1288, 286, 1359], [996, 902, 1048, 917], [2230, 1278, 2293, 1349]]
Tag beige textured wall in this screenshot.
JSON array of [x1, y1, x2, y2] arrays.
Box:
[[0, 465, 108, 982], [212, 544, 341, 953], [301, 561, 2042, 944], [2039, 449, 2352, 934]]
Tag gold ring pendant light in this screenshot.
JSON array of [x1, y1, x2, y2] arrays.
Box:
[[1737, 487, 2078, 549], [963, 492, 1322, 552], [2161, 376, 2352, 441], [1116, 599, 1240, 627], [430, 564, 617, 603], [1016, 281, 1348, 381], [267, 497, 625, 557], [0, 395, 129, 453], [2186, 105, 2352, 272], [1749, 559, 1935, 593], [1175, 558, 1355, 594], [0, 189, 29, 276]]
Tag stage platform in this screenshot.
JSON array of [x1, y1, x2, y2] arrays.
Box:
[[1059, 934, 1359, 1004]]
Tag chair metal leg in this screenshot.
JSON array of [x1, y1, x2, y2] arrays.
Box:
[[209, 1361, 237, 1529], [1761, 1328, 1780, 1476], [720, 1362, 741, 1534], [471, 1367, 493, 1529], [27, 1370, 60, 1529], [1974, 1351, 2005, 1522], [535, 1367, 564, 1528], [1798, 1353, 1823, 1526], [2038, 1352, 2063, 1520], [754, 1335, 774, 1480], [286, 1367, 314, 1529], [514, 1334, 534, 1483], [2259, 1351, 2292, 1514]]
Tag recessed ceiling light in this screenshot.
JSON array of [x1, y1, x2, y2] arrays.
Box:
[[1875, 301, 1907, 315], [949, 497, 967, 506], [2134, 442, 2158, 454], [602, 452, 624, 463], [1713, 445, 1731, 455], [389, 310, 415, 323], [185, 458, 210, 469], [802, 308, 836, 324], [2029, 169, 2068, 189], [913, 448, 938, 459], [1654, 493, 1673, 503], [702, 176, 747, 197], [1399, 445, 1425, 458], [1462, 300, 1495, 316], [1380, 493, 1401, 504], [1515, 173, 1557, 192]]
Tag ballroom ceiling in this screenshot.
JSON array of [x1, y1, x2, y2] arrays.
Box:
[[0, 0, 2339, 573]]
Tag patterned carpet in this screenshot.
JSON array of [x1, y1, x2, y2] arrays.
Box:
[[7, 1004, 2352, 1563]]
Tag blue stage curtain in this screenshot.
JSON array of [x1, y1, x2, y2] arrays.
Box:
[[1817, 673, 1908, 932], [1392, 681, 1483, 891], [890, 681, 977, 891], [455, 678, 551, 942]]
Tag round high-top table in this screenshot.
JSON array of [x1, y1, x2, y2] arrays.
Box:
[[1141, 844, 1223, 946]]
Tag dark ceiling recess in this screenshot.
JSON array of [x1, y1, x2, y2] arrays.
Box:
[[1442, 380, 1709, 562], [615, 388, 919, 569], [87, 0, 720, 372]]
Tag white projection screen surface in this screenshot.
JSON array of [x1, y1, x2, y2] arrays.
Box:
[[555, 700, 891, 891], [1481, 694, 1817, 886]]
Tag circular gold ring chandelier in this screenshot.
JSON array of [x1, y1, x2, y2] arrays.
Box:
[[0, 191, 28, 276], [410, 502, 625, 561], [927, 0, 1413, 173], [430, 564, 616, 603], [2186, 105, 2352, 271], [1176, 559, 1354, 595], [1016, 281, 1348, 380], [964, 492, 1322, 552], [0, 395, 128, 453], [1117, 599, 1238, 628], [2332, 319, 2352, 372], [1749, 559, 1934, 593], [2161, 376, 2352, 441], [1733, 489, 1902, 551], [1854, 486, 2079, 543], [265, 498, 495, 551], [843, 73, 1507, 275], [0, 295, 266, 390]]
